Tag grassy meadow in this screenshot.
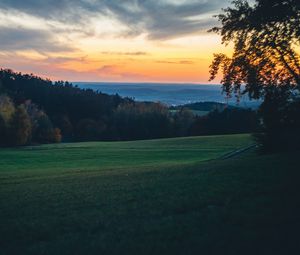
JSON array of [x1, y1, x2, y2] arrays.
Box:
[[1, 134, 300, 254], [0, 134, 252, 175]]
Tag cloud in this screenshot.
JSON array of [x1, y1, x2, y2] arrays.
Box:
[[179, 60, 194, 64], [44, 55, 89, 64], [0, 0, 228, 40], [97, 65, 118, 74], [104, 0, 226, 39], [101, 51, 148, 56], [0, 26, 74, 52], [0, 53, 148, 81], [156, 60, 195, 64], [96, 64, 148, 80]]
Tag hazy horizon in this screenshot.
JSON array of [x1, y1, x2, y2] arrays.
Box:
[[75, 82, 259, 107], [75, 81, 222, 86]]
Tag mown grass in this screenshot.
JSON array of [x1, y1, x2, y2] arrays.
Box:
[[0, 134, 252, 175], [0, 134, 300, 255]]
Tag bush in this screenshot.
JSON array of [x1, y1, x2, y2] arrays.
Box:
[[255, 88, 300, 152]]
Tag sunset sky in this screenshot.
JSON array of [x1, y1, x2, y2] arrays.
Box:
[[0, 0, 233, 83]]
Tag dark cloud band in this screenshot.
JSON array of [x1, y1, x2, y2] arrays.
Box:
[[0, 26, 74, 52], [0, 0, 227, 40]]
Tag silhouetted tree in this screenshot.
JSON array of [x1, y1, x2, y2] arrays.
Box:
[[209, 0, 300, 151], [210, 0, 300, 96]]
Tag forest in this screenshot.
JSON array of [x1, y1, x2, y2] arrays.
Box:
[[0, 69, 258, 146]]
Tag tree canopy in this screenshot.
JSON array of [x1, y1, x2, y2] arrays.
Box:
[[209, 0, 300, 99]]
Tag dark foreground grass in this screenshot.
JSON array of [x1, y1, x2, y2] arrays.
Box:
[[0, 134, 300, 255]]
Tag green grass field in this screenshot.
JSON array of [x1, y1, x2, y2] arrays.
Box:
[[0, 134, 252, 175], [1, 134, 300, 255]]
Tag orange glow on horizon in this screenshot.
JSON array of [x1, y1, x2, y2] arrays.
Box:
[[0, 1, 233, 83], [1, 32, 232, 83]]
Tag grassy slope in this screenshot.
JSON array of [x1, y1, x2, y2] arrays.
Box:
[[0, 134, 300, 255], [0, 134, 252, 175]]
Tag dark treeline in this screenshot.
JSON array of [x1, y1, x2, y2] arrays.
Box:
[[170, 101, 233, 112], [190, 108, 259, 136], [0, 69, 259, 146]]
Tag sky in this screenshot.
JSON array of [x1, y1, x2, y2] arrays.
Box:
[[0, 0, 233, 83]]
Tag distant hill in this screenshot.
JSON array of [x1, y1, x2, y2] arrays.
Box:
[[170, 101, 235, 112], [75, 82, 261, 107]]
